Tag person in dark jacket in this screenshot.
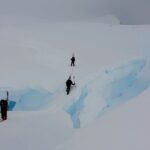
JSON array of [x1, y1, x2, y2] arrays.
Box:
[[66, 76, 75, 95], [71, 55, 75, 66], [0, 99, 8, 120]]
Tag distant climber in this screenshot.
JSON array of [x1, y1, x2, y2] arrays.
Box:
[[70, 54, 75, 67], [0, 99, 8, 121], [66, 76, 75, 95]]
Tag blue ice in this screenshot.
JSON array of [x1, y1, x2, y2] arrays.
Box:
[[67, 87, 88, 128], [67, 59, 150, 128], [5, 88, 52, 111]]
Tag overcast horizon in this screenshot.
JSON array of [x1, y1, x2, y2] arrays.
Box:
[[0, 0, 150, 24]]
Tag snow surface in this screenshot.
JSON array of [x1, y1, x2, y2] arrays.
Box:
[[0, 16, 150, 150]]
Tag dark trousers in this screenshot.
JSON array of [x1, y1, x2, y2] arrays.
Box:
[[1, 110, 7, 120], [71, 61, 75, 66], [66, 87, 70, 95]]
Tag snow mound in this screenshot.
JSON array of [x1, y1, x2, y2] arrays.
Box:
[[67, 59, 150, 128], [86, 15, 120, 24]]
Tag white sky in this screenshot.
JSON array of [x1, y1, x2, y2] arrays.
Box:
[[0, 0, 150, 24]]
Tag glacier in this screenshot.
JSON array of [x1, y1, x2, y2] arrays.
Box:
[[67, 59, 150, 128]]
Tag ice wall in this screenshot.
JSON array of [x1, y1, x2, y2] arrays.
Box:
[[0, 88, 52, 111]]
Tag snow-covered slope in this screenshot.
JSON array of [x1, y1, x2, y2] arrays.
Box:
[[66, 59, 149, 128], [56, 87, 150, 150], [0, 16, 150, 150]]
